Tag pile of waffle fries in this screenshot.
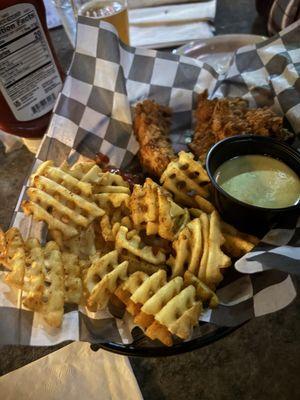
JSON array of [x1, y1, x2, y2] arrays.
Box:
[[0, 152, 258, 346]]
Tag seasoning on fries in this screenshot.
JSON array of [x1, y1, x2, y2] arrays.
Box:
[[0, 149, 259, 344]]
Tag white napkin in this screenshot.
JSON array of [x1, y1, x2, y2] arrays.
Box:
[[46, 1, 216, 48], [129, 1, 216, 48], [0, 342, 143, 400], [128, 0, 202, 7]]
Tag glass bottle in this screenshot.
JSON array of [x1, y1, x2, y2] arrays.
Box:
[[0, 0, 64, 138]]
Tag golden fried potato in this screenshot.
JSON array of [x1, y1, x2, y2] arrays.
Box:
[[141, 277, 183, 316], [92, 170, 130, 195], [2, 229, 83, 327], [22, 161, 104, 239], [146, 320, 173, 347], [183, 271, 219, 308], [198, 212, 210, 283], [85, 250, 128, 310], [61, 160, 97, 180], [189, 210, 259, 258], [204, 211, 231, 289], [220, 221, 259, 257], [134, 311, 155, 330], [119, 251, 165, 275], [1, 228, 26, 288], [22, 238, 45, 311], [160, 152, 211, 209], [155, 285, 202, 340], [168, 212, 231, 289], [50, 224, 97, 258], [62, 252, 83, 304], [222, 233, 257, 258], [168, 217, 203, 278], [130, 178, 188, 241], [115, 271, 202, 346], [95, 193, 130, 210], [40, 241, 65, 328], [115, 226, 166, 265], [130, 269, 167, 305]]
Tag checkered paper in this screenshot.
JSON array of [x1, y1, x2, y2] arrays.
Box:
[[1, 19, 299, 347]]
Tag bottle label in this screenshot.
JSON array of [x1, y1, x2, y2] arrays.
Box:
[[0, 3, 62, 121]]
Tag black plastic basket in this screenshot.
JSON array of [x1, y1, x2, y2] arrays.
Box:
[[90, 321, 245, 357]]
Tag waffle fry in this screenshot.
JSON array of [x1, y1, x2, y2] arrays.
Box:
[[115, 271, 202, 346], [155, 285, 202, 340], [222, 233, 257, 258], [141, 276, 183, 328], [67, 162, 130, 197], [50, 224, 97, 258], [168, 226, 191, 278], [1, 228, 26, 288], [168, 218, 202, 278], [40, 241, 65, 328], [145, 320, 173, 346], [119, 251, 167, 275], [183, 271, 218, 308], [147, 273, 181, 300], [160, 152, 212, 209], [159, 192, 190, 240], [1, 147, 262, 346], [1, 229, 84, 327], [186, 218, 202, 275], [190, 209, 259, 257], [100, 214, 117, 242], [168, 212, 231, 288], [115, 226, 166, 265], [22, 238, 46, 311], [123, 271, 149, 294], [194, 195, 215, 214], [95, 193, 130, 210], [85, 250, 128, 310], [61, 161, 97, 180], [130, 178, 188, 240], [221, 221, 259, 257], [22, 161, 105, 239], [0, 228, 6, 266], [62, 252, 82, 304], [100, 213, 132, 242], [221, 221, 259, 244], [92, 171, 130, 194], [115, 270, 174, 346], [204, 211, 231, 288], [198, 212, 210, 282], [130, 180, 157, 231], [114, 271, 148, 317], [95, 179, 131, 242], [130, 269, 167, 305]]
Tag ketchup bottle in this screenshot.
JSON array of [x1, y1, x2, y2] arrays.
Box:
[[0, 0, 64, 138]]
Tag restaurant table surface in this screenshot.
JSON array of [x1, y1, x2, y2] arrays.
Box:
[[0, 1, 299, 399]]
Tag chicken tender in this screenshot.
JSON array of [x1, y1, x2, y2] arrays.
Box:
[[134, 100, 176, 178], [190, 91, 293, 163]]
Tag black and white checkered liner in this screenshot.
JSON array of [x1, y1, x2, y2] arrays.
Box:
[[1, 19, 299, 346]]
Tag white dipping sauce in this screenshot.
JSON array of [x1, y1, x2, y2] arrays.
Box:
[[215, 154, 300, 208]]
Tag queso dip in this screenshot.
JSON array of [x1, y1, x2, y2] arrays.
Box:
[[214, 155, 300, 208]]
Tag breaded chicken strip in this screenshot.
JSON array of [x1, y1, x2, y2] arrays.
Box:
[[190, 91, 293, 163], [189, 91, 219, 164], [134, 100, 175, 178]]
